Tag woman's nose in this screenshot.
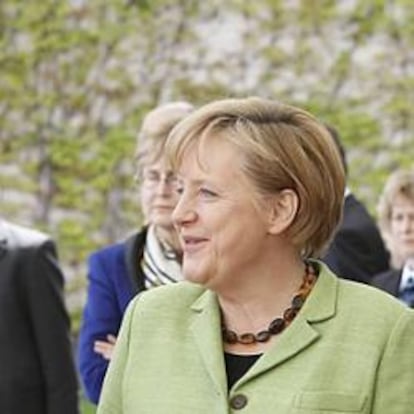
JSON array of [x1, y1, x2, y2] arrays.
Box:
[[172, 193, 197, 226], [155, 179, 171, 195]]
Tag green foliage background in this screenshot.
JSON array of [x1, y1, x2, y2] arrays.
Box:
[[1, 0, 413, 322]]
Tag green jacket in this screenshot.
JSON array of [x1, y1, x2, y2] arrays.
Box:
[[98, 263, 414, 414]]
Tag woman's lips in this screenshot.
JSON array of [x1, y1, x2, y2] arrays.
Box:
[[181, 236, 208, 253]]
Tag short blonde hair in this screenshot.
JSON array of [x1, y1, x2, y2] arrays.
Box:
[[378, 169, 414, 233], [135, 101, 194, 176], [167, 97, 345, 258]]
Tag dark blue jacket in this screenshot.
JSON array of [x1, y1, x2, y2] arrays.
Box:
[[77, 228, 147, 404]]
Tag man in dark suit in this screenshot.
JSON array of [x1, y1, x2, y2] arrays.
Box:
[[0, 219, 79, 414], [322, 126, 390, 284]]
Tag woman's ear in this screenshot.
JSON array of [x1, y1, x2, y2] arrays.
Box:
[[267, 189, 299, 235]]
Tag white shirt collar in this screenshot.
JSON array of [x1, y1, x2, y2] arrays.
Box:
[[344, 187, 351, 198]]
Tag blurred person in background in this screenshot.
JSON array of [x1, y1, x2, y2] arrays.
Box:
[[77, 101, 194, 404], [371, 169, 414, 307], [0, 219, 79, 414], [97, 97, 414, 414], [322, 124, 390, 283]]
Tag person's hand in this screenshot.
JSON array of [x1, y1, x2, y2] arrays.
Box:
[[94, 334, 117, 360]]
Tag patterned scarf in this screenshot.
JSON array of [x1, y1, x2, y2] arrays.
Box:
[[142, 225, 182, 289]]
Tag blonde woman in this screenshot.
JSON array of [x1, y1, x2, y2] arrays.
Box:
[[98, 98, 414, 414], [371, 169, 414, 307]]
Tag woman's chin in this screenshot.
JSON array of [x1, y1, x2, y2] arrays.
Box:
[[183, 267, 209, 286], [152, 216, 174, 228]]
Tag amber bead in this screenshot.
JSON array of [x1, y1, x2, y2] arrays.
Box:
[[291, 294, 305, 309], [256, 330, 271, 342], [268, 317, 285, 334], [239, 333, 256, 344], [283, 307, 297, 322], [223, 329, 238, 344]]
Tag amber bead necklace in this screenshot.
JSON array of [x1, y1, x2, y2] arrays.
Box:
[[221, 261, 318, 345]]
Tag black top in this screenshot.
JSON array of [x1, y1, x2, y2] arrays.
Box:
[[224, 352, 261, 390]]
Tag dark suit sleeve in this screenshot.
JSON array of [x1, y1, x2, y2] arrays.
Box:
[[77, 251, 123, 404], [324, 226, 369, 280], [323, 196, 390, 284], [370, 270, 401, 298], [324, 225, 389, 284], [22, 240, 79, 414]]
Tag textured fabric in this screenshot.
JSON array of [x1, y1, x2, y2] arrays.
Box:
[[142, 225, 182, 288], [98, 262, 414, 414], [0, 220, 79, 414]]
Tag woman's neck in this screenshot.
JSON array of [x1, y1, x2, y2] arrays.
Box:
[[217, 256, 306, 354]]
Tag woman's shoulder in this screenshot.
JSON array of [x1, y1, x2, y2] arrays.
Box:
[[142, 281, 205, 302], [336, 279, 414, 353], [129, 282, 207, 316], [316, 262, 410, 327], [337, 275, 411, 325], [309, 265, 414, 353]]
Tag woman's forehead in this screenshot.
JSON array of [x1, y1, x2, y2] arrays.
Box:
[[392, 194, 414, 208], [142, 156, 172, 171]]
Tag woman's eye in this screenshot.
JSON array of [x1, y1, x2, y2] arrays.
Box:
[[146, 172, 159, 180], [199, 188, 218, 198], [175, 186, 184, 195]]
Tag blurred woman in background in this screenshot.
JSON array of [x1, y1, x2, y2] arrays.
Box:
[[77, 101, 194, 404], [371, 169, 414, 307]]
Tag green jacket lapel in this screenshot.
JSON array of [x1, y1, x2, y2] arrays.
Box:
[[240, 265, 338, 385], [190, 290, 228, 397]]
